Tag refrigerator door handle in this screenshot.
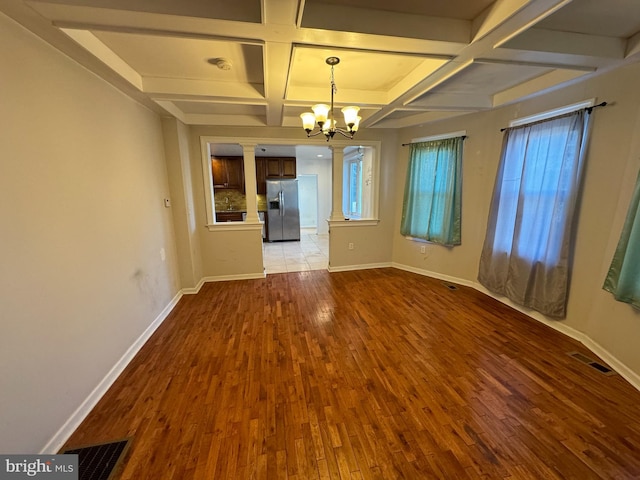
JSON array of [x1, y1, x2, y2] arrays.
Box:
[[280, 190, 285, 216]]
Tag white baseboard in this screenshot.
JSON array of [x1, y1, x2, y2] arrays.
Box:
[[181, 277, 206, 295], [40, 290, 183, 454], [392, 262, 640, 392], [392, 262, 476, 288], [181, 272, 266, 294], [328, 262, 392, 273]]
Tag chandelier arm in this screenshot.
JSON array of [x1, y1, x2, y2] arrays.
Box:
[[305, 129, 326, 138], [334, 128, 354, 139]]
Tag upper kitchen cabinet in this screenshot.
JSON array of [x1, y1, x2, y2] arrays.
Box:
[[211, 156, 244, 191], [265, 157, 296, 179]]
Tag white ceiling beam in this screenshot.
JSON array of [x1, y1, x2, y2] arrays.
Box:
[[408, 93, 493, 110], [60, 28, 143, 90], [472, 0, 531, 42], [153, 100, 188, 123], [486, 0, 573, 47], [373, 111, 476, 129], [401, 60, 475, 106], [150, 95, 267, 105], [386, 59, 451, 104], [262, 0, 299, 26], [299, 3, 470, 44], [626, 31, 640, 59], [182, 114, 267, 126], [142, 78, 265, 98], [474, 58, 595, 71], [263, 42, 292, 126], [286, 86, 389, 106], [501, 28, 626, 59], [295, 0, 305, 28]]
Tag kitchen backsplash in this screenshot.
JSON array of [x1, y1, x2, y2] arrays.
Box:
[[214, 190, 267, 211]]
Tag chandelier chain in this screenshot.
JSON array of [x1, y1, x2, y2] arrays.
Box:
[[330, 65, 337, 94]]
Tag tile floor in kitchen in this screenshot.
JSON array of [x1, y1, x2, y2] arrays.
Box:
[[263, 227, 329, 274]]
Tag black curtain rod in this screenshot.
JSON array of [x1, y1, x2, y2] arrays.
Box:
[[500, 101, 608, 132], [402, 135, 467, 146]]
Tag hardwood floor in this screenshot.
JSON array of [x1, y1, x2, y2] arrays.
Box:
[[63, 269, 640, 479]]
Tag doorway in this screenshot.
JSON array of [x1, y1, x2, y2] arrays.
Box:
[[297, 174, 319, 233]]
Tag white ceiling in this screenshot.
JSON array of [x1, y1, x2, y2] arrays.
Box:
[[3, 0, 640, 130]]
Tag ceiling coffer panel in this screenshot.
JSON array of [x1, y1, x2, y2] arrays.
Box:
[[409, 61, 553, 106], [304, 0, 495, 21], [92, 32, 264, 84], [287, 46, 449, 106], [32, 0, 262, 23], [172, 102, 265, 116]]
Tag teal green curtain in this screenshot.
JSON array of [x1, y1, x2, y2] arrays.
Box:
[[400, 137, 463, 246], [603, 169, 640, 308]]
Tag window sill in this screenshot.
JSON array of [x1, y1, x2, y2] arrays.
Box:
[[206, 221, 263, 232]]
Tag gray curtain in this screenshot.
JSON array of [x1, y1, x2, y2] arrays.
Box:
[[478, 110, 590, 318]]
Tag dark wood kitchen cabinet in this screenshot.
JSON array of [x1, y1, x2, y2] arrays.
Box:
[[211, 156, 244, 191], [215, 211, 244, 222], [265, 157, 296, 179]]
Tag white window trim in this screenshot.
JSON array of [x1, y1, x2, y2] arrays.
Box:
[[509, 99, 596, 127]]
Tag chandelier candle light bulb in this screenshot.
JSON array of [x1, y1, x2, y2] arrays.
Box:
[[300, 57, 361, 141]]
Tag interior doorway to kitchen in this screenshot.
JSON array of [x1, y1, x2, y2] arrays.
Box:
[[298, 174, 318, 233]]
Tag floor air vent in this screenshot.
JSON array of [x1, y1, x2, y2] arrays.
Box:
[[62, 438, 131, 480], [567, 351, 616, 376], [441, 282, 458, 291]]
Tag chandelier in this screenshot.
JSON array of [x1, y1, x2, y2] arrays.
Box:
[[300, 57, 361, 141]]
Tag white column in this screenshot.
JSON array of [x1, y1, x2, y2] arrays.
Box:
[[329, 145, 345, 221], [242, 143, 260, 222]]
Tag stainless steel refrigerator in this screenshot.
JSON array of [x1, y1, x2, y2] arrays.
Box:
[[266, 179, 300, 242]]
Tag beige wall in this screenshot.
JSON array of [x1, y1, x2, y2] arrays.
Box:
[[162, 117, 202, 289], [393, 62, 640, 383], [0, 13, 181, 453]]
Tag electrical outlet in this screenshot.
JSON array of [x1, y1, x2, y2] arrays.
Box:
[[420, 245, 426, 253], [348, 242, 354, 250]]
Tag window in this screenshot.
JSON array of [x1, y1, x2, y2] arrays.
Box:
[[342, 146, 375, 219], [345, 153, 362, 217], [400, 135, 464, 245], [478, 108, 592, 318], [603, 169, 640, 308]]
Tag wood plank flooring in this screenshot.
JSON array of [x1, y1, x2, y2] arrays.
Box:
[[63, 268, 640, 479]]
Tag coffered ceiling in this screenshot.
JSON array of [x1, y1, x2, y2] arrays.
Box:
[[2, 0, 640, 129]]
